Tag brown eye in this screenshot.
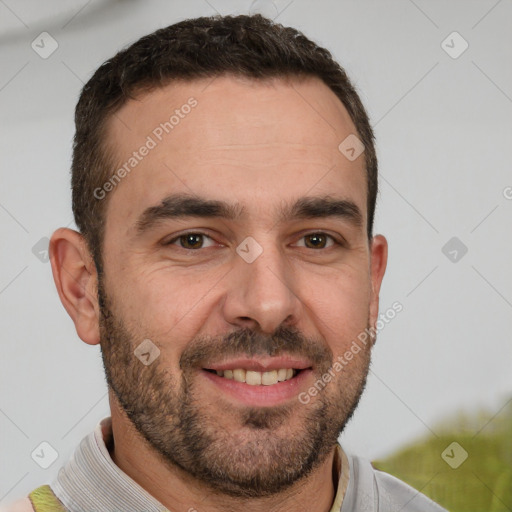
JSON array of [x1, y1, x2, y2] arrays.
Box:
[[303, 233, 332, 249], [165, 232, 217, 251], [179, 233, 204, 249]]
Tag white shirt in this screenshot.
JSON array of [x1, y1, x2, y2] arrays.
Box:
[[1, 417, 447, 512]]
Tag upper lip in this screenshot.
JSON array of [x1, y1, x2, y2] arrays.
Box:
[[203, 356, 313, 372]]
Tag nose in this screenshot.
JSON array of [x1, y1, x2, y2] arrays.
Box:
[[222, 243, 303, 334]]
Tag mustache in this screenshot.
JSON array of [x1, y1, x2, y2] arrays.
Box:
[[180, 325, 333, 373]]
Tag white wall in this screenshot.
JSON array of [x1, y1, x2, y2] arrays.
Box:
[[1, 0, 511, 503]]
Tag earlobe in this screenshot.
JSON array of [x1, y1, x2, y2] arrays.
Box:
[[49, 228, 100, 345], [369, 234, 388, 339]]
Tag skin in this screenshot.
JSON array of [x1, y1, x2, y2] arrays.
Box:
[[50, 75, 387, 512]]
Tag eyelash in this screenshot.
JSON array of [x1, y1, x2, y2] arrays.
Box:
[[164, 231, 345, 250]]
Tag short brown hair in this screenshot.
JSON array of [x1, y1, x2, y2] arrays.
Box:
[[71, 14, 377, 272]]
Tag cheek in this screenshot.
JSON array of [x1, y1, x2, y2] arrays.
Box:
[[116, 266, 224, 356], [300, 265, 371, 352]]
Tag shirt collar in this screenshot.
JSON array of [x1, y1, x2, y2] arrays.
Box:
[[331, 443, 350, 512], [52, 416, 349, 512]]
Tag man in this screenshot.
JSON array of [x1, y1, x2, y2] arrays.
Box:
[[3, 14, 447, 512]]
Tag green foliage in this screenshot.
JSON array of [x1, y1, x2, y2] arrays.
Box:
[[372, 400, 512, 512]]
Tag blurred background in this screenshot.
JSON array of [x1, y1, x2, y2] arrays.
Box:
[[0, 1, 511, 510]]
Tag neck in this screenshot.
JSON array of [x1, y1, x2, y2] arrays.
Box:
[[109, 405, 338, 512]]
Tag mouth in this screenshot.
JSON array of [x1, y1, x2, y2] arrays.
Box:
[[200, 357, 314, 406], [204, 367, 301, 385]]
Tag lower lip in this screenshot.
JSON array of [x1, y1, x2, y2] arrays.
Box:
[[201, 369, 313, 407]]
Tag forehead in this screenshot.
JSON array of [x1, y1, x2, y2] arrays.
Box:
[[102, 75, 367, 232]]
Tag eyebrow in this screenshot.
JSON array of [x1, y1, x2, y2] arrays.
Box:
[[135, 193, 363, 234]]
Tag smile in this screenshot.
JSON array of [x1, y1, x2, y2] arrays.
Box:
[[205, 368, 299, 386]]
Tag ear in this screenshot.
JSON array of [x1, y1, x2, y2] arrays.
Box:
[[368, 234, 388, 339], [49, 228, 100, 345]]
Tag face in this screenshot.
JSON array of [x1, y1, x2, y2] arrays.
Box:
[[97, 75, 386, 497]]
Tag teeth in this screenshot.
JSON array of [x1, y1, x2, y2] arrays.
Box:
[[214, 368, 298, 385], [246, 371, 262, 385], [261, 370, 278, 386], [233, 369, 246, 383], [277, 368, 288, 382]]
